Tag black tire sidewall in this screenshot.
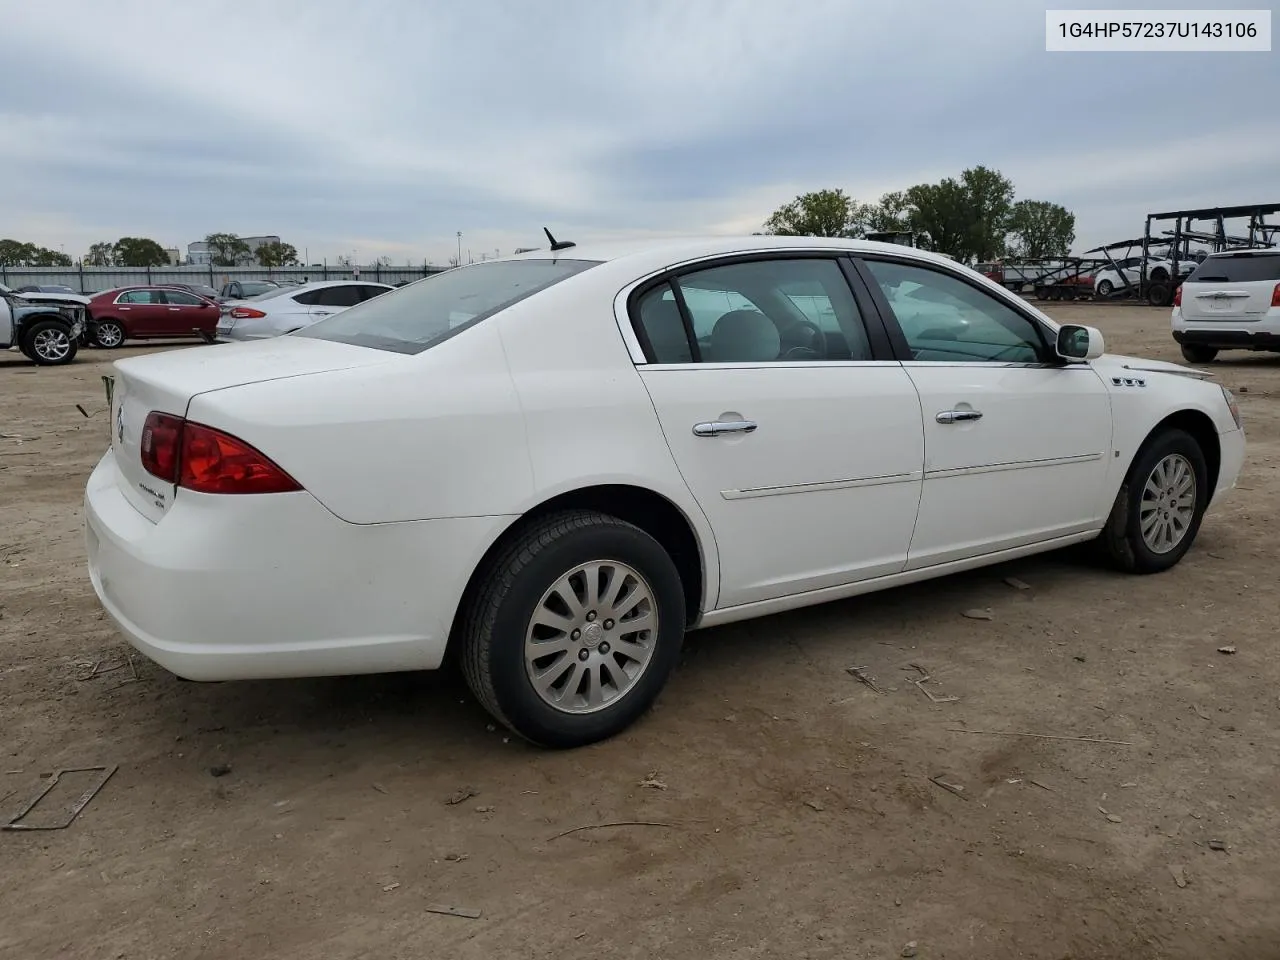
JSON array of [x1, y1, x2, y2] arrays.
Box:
[[23, 320, 78, 365], [484, 520, 686, 748], [1122, 429, 1209, 572], [1181, 344, 1218, 364]]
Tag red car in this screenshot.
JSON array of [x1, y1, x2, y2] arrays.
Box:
[[86, 285, 220, 348]]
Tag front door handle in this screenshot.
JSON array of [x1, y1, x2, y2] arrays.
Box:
[[936, 409, 983, 424], [693, 419, 758, 437], [168, 307, 181, 311]]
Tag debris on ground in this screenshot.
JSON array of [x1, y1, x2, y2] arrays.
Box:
[[445, 787, 477, 805], [443, 853, 469, 862], [946, 728, 1133, 746], [209, 764, 232, 778], [547, 820, 675, 841], [846, 666, 884, 694], [1192, 703, 1211, 721], [474, 805, 494, 813], [1003, 576, 1032, 591], [804, 799, 825, 812], [962, 608, 994, 621], [1208, 839, 1227, 852], [371, 782, 389, 795], [424, 904, 482, 919], [1098, 806, 1122, 823], [1170, 865, 1189, 888], [1218, 646, 1237, 655], [1027, 778, 1054, 792], [382, 882, 400, 892], [902, 941, 919, 958], [638, 773, 668, 791], [2, 765, 118, 831], [929, 775, 968, 800], [905, 663, 959, 704]]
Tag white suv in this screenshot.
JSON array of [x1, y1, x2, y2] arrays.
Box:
[[1172, 249, 1280, 363]]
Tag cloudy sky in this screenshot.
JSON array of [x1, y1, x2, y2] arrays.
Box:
[[2, 0, 1276, 265]]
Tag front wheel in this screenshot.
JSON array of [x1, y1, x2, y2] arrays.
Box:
[[92, 319, 125, 348], [23, 320, 79, 366], [1098, 428, 1209, 574], [1181, 344, 1218, 364], [459, 510, 686, 748]]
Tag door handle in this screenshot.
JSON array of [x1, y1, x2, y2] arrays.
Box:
[[936, 410, 983, 424], [693, 419, 758, 437], [168, 307, 181, 311]]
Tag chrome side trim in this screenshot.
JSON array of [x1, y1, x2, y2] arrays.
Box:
[[925, 452, 1103, 480], [721, 470, 921, 500]]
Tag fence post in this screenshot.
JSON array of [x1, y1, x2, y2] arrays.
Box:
[[146, 265, 152, 284], [209, 262, 214, 287]]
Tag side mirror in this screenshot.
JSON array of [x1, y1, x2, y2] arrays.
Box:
[[1056, 324, 1104, 362]]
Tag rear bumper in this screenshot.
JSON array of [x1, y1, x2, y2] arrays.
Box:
[[84, 449, 511, 681], [1173, 328, 1280, 351]]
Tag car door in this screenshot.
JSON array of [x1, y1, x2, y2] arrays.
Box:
[[630, 255, 926, 609], [308, 285, 364, 323], [159, 289, 218, 336], [855, 256, 1113, 570], [114, 289, 168, 337]]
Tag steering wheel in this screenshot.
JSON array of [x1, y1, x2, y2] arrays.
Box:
[[780, 319, 825, 360]]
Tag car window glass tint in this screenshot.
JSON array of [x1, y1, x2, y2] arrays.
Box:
[[633, 284, 693, 363], [645, 258, 872, 363], [1187, 253, 1280, 283], [863, 259, 1047, 364]]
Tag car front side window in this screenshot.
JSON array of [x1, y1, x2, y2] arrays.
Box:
[[631, 257, 874, 364], [861, 258, 1049, 364]]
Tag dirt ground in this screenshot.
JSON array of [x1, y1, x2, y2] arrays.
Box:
[[2, 303, 1278, 960]]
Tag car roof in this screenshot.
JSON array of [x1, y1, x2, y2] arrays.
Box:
[[1205, 247, 1280, 258], [503, 234, 964, 271]]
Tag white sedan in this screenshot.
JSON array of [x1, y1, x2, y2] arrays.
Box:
[[85, 236, 1245, 748], [215, 280, 393, 341]]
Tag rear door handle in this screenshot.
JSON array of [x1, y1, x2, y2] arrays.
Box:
[[936, 410, 983, 424], [168, 307, 181, 311], [693, 419, 758, 437]]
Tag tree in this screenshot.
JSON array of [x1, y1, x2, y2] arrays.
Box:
[[256, 241, 299, 267], [1007, 200, 1076, 258], [861, 191, 912, 234], [86, 241, 116, 266], [958, 165, 1016, 261], [205, 232, 251, 267], [113, 237, 171, 267], [763, 188, 865, 238], [903, 179, 972, 257], [0, 239, 71, 266]]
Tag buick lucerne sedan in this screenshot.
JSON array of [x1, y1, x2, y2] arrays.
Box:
[[85, 236, 1245, 747]]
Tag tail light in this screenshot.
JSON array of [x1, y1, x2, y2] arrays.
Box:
[[1173, 285, 1182, 307], [229, 307, 267, 319], [140, 412, 301, 494], [1272, 283, 1280, 308]]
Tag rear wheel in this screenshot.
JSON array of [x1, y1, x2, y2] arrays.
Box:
[[93, 319, 125, 348], [1180, 344, 1218, 364], [1098, 428, 1208, 574], [1147, 282, 1173, 307], [459, 510, 686, 748], [1096, 279, 1114, 297], [23, 320, 78, 366]]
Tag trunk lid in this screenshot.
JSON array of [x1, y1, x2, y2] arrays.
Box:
[[106, 338, 397, 522], [1180, 251, 1280, 321]]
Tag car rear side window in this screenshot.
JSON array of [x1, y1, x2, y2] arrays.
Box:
[[299, 259, 599, 354], [1187, 253, 1280, 283], [632, 258, 874, 363]]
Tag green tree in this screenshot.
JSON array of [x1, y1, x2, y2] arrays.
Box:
[[0, 239, 71, 266], [958, 165, 1016, 261], [256, 241, 299, 267], [86, 241, 116, 266], [205, 232, 251, 267], [763, 188, 865, 238], [1007, 200, 1076, 258], [903, 179, 972, 257], [862, 191, 912, 234], [113, 237, 171, 267]]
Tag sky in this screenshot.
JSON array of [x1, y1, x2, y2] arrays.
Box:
[[1, 0, 1277, 265]]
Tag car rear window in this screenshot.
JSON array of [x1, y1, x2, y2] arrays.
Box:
[[1186, 252, 1280, 283], [298, 259, 600, 354]]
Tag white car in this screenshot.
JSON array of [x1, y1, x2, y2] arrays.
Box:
[[1093, 256, 1193, 298], [85, 236, 1245, 748], [215, 280, 393, 341], [1171, 248, 1280, 363]]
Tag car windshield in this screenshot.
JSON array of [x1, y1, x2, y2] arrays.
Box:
[[237, 282, 281, 298], [1186, 252, 1280, 283], [298, 259, 600, 354]]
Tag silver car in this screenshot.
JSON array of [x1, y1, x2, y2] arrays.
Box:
[[215, 281, 394, 341]]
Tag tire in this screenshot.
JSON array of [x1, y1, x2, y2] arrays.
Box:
[[459, 510, 687, 748], [1098, 428, 1209, 574], [1096, 279, 1114, 297], [22, 320, 79, 366], [92, 319, 125, 348], [1180, 344, 1218, 364], [1147, 282, 1172, 307]]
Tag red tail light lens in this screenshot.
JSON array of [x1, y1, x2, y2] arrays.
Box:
[[229, 307, 267, 319], [140, 412, 183, 482], [1272, 283, 1280, 308], [139, 413, 300, 494], [1173, 285, 1182, 307]]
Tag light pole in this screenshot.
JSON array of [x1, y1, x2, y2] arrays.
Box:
[[456, 231, 462, 268]]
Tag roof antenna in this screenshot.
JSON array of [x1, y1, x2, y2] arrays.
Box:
[[543, 227, 576, 252]]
